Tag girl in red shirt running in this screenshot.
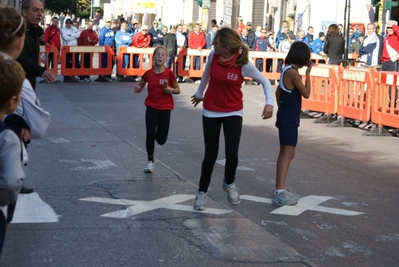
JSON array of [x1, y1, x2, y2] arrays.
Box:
[[191, 27, 274, 210], [134, 46, 180, 173]]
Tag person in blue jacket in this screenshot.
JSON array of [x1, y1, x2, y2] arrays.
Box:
[[312, 32, 326, 55], [115, 21, 132, 79], [97, 20, 115, 82]]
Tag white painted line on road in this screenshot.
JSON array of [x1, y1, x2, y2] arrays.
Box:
[[241, 195, 364, 216], [80, 195, 232, 218], [59, 158, 117, 171], [216, 159, 254, 171], [12, 193, 61, 223], [47, 137, 70, 143]]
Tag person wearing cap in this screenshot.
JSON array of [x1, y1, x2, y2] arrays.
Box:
[[127, 18, 139, 35], [148, 19, 163, 47], [188, 23, 206, 72], [237, 16, 245, 32], [115, 21, 133, 81], [245, 21, 256, 50], [43, 16, 61, 69], [97, 20, 115, 82], [130, 24, 152, 81], [17, 0, 58, 91], [312, 32, 326, 56]]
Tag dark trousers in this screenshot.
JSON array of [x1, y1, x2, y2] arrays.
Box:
[[79, 53, 91, 80], [145, 106, 171, 161], [382, 60, 398, 104], [198, 115, 243, 193], [64, 53, 80, 78]]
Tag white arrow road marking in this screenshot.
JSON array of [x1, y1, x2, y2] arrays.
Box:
[[59, 158, 117, 171], [241, 195, 364, 216], [12, 193, 61, 223], [79, 195, 232, 218], [216, 159, 254, 171]]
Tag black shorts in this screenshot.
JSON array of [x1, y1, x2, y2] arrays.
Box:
[[278, 127, 298, 146]]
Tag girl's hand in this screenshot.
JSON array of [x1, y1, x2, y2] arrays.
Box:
[[306, 60, 313, 74], [191, 94, 202, 107], [261, 105, 273, 119], [134, 85, 143, 93]]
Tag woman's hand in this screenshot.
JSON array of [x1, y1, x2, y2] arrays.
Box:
[[261, 104, 273, 119], [191, 94, 202, 107], [134, 85, 143, 93]]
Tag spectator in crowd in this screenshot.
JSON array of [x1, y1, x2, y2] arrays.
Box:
[[206, 24, 218, 49], [71, 14, 76, 22], [255, 25, 262, 38], [59, 12, 65, 28], [240, 28, 250, 47], [237, 16, 245, 32], [190, 27, 274, 210], [381, 20, 399, 107], [149, 19, 163, 47], [312, 32, 326, 56], [279, 33, 296, 53], [0, 54, 25, 255], [163, 26, 177, 69], [304, 26, 314, 50], [347, 27, 359, 53], [93, 11, 101, 32], [358, 23, 380, 66], [296, 30, 306, 42], [267, 32, 277, 52], [61, 18, 80, 83], [72, 20, 79, 30], [160, 25, 168, 44], [374, 22, 384, 65], [254, 28, 269, 73], [127, 18, 139, 35], [275, 20, 291, 48], [323, 24, 345, 65], [97, 20, 114, 82], [77, 21, 98, 82], [115, 21, 133, 81], [175, 24, 188, 82], [351, 33, 363, 56], [338, 23, 344, 36], [132, 25, 151, 48], [17, 0, 57, 91], [188, 23, 206, 73], [245, 21, 256, 50], [43, 16, 61, 70]]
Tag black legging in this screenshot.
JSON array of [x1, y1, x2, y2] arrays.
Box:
[[145, 106, 171, 161], [199, 115, 242, 193]]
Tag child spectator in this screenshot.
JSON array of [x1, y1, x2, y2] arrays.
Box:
[[273, 42, 312, 205], [0, 54, 26, 254], [134, 46, 181, 173]]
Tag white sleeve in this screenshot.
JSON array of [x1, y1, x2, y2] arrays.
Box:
[[15, 79, 51, 139], [242, 62, 274, 107], [0, 130, 25, 206], [194, 50, 214, 99]]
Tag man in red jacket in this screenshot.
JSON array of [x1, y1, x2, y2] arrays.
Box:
[[188, 23, 206, 81], [43, 17, 61, 69], [131, 25, 152, 80], [381, 20, 399, 107], [77, 21, 99, 82]]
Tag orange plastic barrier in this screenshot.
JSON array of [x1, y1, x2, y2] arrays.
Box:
[[336, 67, 374, 122], [177, 48, 209, 79], [298, 64, 340, 115], [115, 47, 156, 77], [39, 45, 59, 76], [371, 70, 399, 128], [60, 46, 114, 76]]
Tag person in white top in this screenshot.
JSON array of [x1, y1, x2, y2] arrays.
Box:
[[61, 18, 80, 82]]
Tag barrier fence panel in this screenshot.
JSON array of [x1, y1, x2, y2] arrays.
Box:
[[371, 70, 399, 128], [298, 65, 339, 115], [337, 67, 373, 122], [60, 46, 114, 76], [39, 45, 59, 76], [115, 47, 156, 77], [177, 48, 210, 79]]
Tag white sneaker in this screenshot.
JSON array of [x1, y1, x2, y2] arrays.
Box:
[[222, 180, 241, 205], [144, 161, 154, 173], [193, 191, 207, 210]]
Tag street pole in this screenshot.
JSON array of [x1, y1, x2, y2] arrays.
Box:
[[343, 0, 351, 65], [90, 0, 93, 20]]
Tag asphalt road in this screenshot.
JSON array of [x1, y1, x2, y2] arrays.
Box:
[[1, 78, 398, 267]]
